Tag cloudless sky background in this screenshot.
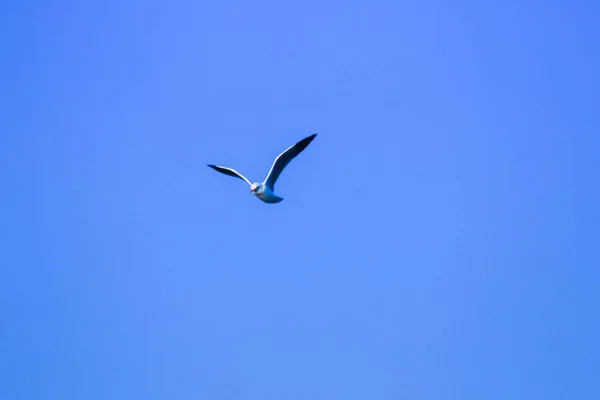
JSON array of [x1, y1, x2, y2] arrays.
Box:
[[1, 0, 599, 399]]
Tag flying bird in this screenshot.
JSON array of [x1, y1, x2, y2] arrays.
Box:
[[208, 133, 317, 203]]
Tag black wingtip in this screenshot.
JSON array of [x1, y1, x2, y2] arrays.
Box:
[[294, 133, 317, 151]]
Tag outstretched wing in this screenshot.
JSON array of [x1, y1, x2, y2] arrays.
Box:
[[264, 133, 317, 190], [207, 165, 252, 185]]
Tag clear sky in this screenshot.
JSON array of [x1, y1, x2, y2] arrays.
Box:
[[1, 1, 599, 399]]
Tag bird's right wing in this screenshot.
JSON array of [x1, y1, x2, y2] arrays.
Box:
[[207, 165, 252, 185]]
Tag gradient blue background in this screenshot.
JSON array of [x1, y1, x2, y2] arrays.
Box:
[[1, 1, 599, 399]]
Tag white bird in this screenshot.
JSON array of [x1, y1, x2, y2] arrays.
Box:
[[208, 133, 317, 203]]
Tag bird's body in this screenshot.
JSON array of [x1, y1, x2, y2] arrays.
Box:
[[251, 184, 283, 203], [208, 133, 317, 204]]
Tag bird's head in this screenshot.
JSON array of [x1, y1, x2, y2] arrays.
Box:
[[250, 183, 261, 193]]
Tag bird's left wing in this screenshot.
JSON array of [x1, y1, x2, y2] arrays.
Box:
[[207, 165, 252, 186], [264, 133, 317, 190]]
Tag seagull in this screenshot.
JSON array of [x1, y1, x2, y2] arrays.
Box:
[[208, 133, 317, 203]]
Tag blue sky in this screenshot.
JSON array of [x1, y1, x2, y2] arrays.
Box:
[[1, 0, 599, 399]]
